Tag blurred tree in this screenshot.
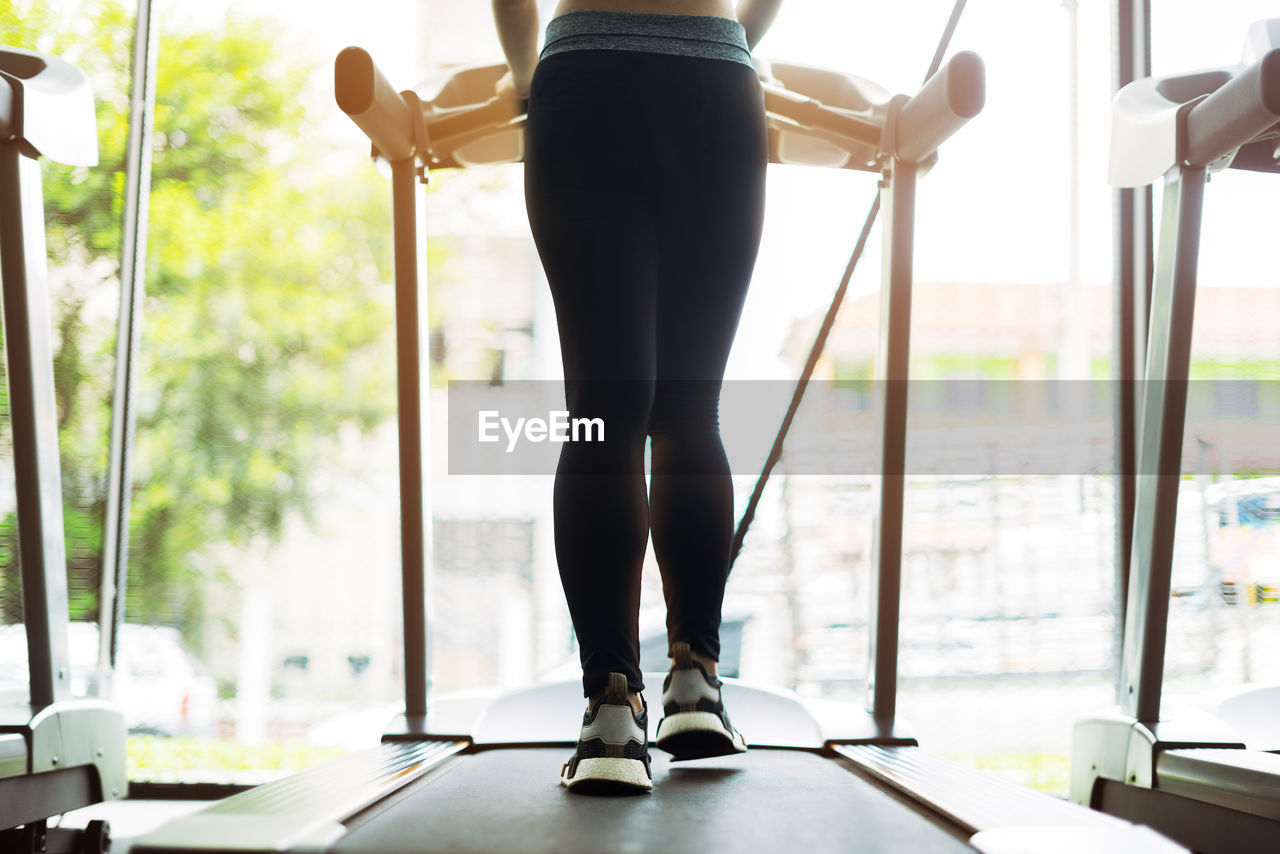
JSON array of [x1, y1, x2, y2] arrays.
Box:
[[1, 0, 398, 634]]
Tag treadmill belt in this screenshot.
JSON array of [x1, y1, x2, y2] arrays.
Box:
[[334, 748, 973, 853]]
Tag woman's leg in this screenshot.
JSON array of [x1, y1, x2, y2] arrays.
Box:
[[524, 52, 660, 700], [644, 58, 768, 667], [539, 197, 657, 699]]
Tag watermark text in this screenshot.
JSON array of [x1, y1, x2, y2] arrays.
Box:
[[478, 410, 605, 453]]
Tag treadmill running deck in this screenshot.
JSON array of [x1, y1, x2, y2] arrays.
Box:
[[334, 747, 974, 854]]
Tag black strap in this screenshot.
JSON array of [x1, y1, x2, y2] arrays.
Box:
[[729, 0, 970, 569]]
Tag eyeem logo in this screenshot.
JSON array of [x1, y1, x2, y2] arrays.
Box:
[[478, 410, 605, 453]]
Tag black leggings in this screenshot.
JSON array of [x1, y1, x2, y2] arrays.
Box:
[[524, 47, 767, 698]]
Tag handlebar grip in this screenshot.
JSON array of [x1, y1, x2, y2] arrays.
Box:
[[894, 50, 985, 164], [761, 83, 881, 147], [335, 46, 415, 162], [1184, 47, 1280, 168], [427, 96, 524, 144]]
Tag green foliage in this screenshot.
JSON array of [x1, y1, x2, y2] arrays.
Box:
[[943, 751, 1070, 797], [128, 735, 347, 783], [1, 0, 398, 630], [1190, 357, 1280, 380], [914, 354, 1022, 381]]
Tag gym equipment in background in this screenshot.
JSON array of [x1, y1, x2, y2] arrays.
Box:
[[0, 44, 128, 854], [1072, 18, 1280, 854]]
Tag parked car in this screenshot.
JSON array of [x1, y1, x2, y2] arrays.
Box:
[[0, 622, 218, 736]]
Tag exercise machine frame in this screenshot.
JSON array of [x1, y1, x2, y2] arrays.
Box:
[[1072, 18, 1280, 854], [0, 44, 128, 851]]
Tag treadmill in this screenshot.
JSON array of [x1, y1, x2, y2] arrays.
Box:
[[1, 45, 129, 854], [131, 45, 1182, 854], [1071, 18, 1280, 854]]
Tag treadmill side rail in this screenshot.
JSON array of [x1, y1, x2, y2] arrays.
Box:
[[0, 765, 103, 832], [130, 740, 466, 854], [1071, 708, 1246, 804], [969, 824, 1185, 854], [1158, 748, 1280, 821], [835, 743, 1182, 846]]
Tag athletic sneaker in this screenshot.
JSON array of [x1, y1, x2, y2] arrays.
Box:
[[560, 672, 652, 792], [655, 642, 748, 760]]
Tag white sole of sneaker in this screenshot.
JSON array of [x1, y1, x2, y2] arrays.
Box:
[[655, 711, 748, 758], [561, 757, 653, 791]]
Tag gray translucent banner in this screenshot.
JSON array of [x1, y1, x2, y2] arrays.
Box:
[[446, 380, 1279, 476]]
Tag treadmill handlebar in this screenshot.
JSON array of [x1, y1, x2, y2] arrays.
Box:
[[894, 50, 985, 164], [336, 46, 985, 170], [335, 46, 416, 163], [1184, 46, 1280, 169], [426, 96, 523, 148], [336, 47, 523, 166], [759, 52, 984, 165], [760, 82, 881, 147]]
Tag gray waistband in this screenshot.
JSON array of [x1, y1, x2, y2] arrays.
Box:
[[541, 10, 753, 68]]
